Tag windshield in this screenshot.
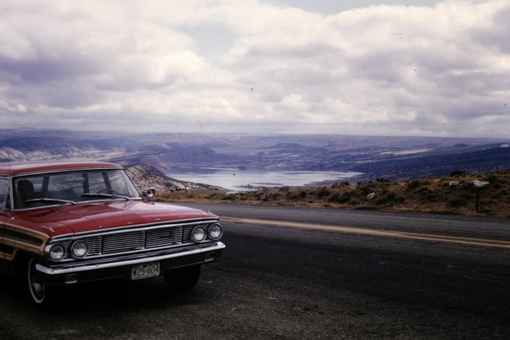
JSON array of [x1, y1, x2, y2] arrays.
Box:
[[13, 169, 140, 209]]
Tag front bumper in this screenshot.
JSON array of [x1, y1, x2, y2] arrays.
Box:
[[36, 241, 226, 286]]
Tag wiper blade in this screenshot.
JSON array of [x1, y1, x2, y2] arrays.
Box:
[[81, 193, 130, 200], [24, 198, 76, 205]]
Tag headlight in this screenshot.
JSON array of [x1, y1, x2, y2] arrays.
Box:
[[49, 244, 66, 261], [208, 223, 223, 240], [191, 226, 207, 242], [71, 241, 88, 258]]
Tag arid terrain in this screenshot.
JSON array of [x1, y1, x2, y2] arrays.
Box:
[[126, 164, 510, 219], [2, 129, 510, 218]]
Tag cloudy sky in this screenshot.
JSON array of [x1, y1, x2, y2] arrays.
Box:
[[1, 0, 509, 138]]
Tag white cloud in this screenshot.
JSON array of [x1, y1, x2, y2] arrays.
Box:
[[0, 0, 509, 137]]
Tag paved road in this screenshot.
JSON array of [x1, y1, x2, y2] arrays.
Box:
[[1, 204, 510, 339]]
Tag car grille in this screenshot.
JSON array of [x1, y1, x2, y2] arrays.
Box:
[[58, 224, 197, 260], [103, 231, 146, 254]]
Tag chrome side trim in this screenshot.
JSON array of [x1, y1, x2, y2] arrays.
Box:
[[36, 242, 225, 276]]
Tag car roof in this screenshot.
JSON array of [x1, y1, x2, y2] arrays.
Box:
[[0, 161, 123, 176]]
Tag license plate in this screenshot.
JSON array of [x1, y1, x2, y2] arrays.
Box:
[[131, 262, 160, 280]]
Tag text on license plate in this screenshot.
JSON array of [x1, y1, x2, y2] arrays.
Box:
[[131, 262, 160, 280]]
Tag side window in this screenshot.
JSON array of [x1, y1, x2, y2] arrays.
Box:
[[0, 177, 9, 209]]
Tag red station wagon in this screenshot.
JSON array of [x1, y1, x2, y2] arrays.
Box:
[[0, 161, 225, 306]]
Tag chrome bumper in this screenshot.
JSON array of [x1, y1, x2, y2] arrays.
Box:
[[35, 242, 225, 284]]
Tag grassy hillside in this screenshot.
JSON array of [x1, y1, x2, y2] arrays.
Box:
[[128, 164, 510, 218]]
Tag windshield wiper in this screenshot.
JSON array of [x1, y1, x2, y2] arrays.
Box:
[[81, 193, 131, 200], [24, 198, 76, 205]]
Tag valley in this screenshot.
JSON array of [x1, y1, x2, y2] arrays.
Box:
[[1, 129, 510, 184]]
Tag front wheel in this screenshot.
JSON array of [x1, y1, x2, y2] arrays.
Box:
[[27, 257, 53, 306], [164, 265, 201, 291]]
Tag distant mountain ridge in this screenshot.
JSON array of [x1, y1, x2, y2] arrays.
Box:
[[1, 129, 509, 183]]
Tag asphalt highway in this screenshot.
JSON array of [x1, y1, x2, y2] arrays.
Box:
[[1, 204, 509, 339]]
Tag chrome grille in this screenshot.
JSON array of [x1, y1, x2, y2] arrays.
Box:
[[88, 225, 190, 255], [103, 231, 145, 254], [182, 226, 194, 243], [53, 222, 217, 261], [86, 236, 102, 256], [146, 227, 183, 248]]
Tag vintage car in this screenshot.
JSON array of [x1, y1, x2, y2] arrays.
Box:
[[0, 161, 225, 305]]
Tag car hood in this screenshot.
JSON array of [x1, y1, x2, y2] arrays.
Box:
[[13, 200, 218, 237]]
